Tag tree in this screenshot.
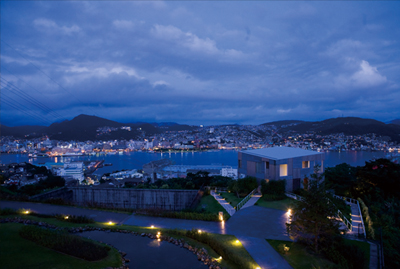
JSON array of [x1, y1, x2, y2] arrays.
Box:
[[286, 165, 341, 254]]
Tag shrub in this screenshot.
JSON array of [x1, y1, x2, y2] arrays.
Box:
[[19, 225, 110, 261], [135, 208, 230, 221], [322, 238, 367, 269], [261, 179, 286, 196], [358, 198, 375, 239], [0, 208, 17, 216], [168, 229, 253, 269], [53, 214, 95, 224], [262, 194, 287, 201]]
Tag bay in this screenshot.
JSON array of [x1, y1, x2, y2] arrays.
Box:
[[0, 150, 387, 176]]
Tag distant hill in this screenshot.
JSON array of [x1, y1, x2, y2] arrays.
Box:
[[280, 117, 400, 142], [0, 124, 46, 137], [261, 120, 305, 128], [389, 119, 400, 125], [1, 114, 195, 141]]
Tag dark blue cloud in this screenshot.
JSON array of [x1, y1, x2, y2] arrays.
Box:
[[1, 1, 400, 127]]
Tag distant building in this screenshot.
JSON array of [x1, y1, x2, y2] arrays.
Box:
[[238, 146, 324, 191], [56, 162, 84, 183]]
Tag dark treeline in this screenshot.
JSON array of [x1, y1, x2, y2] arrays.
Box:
[[325, 158, 400, 268]]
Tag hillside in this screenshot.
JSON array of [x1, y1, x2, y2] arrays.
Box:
[[1, 114, 195, 141], [0, 125, 46, 138], [261, 120, 305, 128], [280, 117, 400, 142]]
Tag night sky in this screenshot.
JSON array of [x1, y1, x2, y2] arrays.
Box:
[[1, 1, 399, 126]]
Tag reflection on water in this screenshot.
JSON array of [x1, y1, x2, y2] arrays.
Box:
[[2, 150, 387, 174], [148, 239, 161, 248]]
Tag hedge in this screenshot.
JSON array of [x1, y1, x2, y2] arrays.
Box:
[[19, 225, 110, 261]]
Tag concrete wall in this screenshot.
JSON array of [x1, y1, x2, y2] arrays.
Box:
[[30, 187, 73, 202], [70, 187, 198, 211]]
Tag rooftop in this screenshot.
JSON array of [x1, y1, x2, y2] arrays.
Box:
[[240, 146, 323, 160]]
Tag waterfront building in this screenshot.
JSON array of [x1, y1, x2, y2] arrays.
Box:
[[238, 146, 324, 191]]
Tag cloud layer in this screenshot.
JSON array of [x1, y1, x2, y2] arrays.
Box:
[[1, 1, 399, 126]]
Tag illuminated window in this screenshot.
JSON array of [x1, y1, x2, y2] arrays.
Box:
[[280, 164, 288, 177], [302, 161, 310, 168]]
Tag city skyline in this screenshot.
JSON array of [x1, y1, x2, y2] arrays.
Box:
[[1, 1, 400, 126]]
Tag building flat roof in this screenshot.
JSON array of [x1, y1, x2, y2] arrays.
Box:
[[240, 146, 323, 160]]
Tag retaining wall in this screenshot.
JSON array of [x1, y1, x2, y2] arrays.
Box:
[[69, 187, 198, 211]]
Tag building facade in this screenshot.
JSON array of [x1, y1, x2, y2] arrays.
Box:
[[238, 146, 324, 192]]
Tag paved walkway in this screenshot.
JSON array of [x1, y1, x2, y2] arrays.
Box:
[[349, 203, 363, 237], [236, 235, 292, 269], [241, 193, 262, 209], [210, 191, 236, 216]]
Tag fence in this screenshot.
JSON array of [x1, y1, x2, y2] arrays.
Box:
[[236, 188, 257, 211]]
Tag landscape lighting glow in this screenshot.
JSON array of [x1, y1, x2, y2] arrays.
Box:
[[151, 225, 154, 228], [198, 229, 202, 233]]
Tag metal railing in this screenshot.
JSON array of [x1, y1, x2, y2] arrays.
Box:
[[236, 188, 257, 211], [285, 192, 354, 232], [337, 209, 352, 231], [332, 194, 366, 238], [285, 192, 304, 201]]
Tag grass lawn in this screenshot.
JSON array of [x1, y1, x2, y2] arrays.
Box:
[[267, 239, 371, 269], [0, 213, 257, 269], [196, 194, 229, 215], [0, 222, 122, 269], [255, 197, 296, 212], [343, 238, 370, 262], [219, 192, 243, 208], [266, 239, 339, 269]]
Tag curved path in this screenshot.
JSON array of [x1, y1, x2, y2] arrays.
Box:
[[1, 201, 292, 269]]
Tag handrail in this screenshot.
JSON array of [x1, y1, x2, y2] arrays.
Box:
[[337, 209, 352, 231], [286, 192, 353, 231], [332, 194, 366, 238], [285, 192, 304, 201], [236, 188, 257, 211]]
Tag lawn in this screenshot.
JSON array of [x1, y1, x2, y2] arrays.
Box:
[[267, 239, 371, 269], [196, 194, 229, 215], [0, 222, 122, 269], [266, 239, 340, 269], [219, 192, 243, 208], [255, 197, 295, 212]]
